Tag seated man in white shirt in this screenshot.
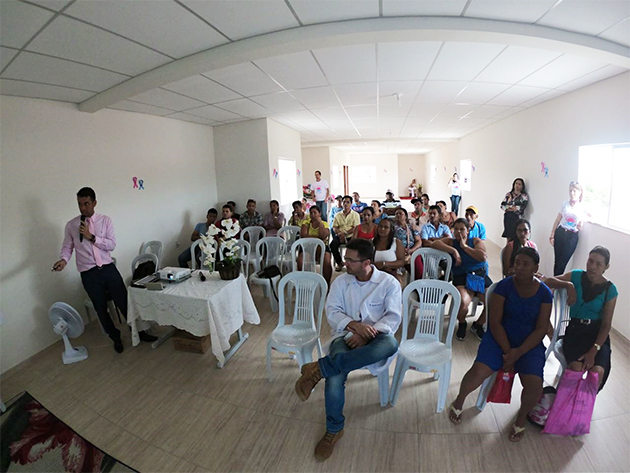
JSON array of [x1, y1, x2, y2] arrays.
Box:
[[295, 238, 401, 461]]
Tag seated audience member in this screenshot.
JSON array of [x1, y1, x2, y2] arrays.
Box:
[[420, 193, 430, 215], [294, 238, 401, 461], [465, 206, 487, 240], [410, 198, 424, 228], [263, 199, 285, 237], [299, 206, 332, 285], [371, 200, 385, 224], [351, 192, 368, 213], [373, 218, 406, 283], [177, 208, 218, 267], [432, 218, 491, 341], [219, 204, 240, 238], [437, 200, 456, 228], [329, 195, 343, 223], [449, 247, 552, 443], [289, 200, 309, 228], [331, 195, 360, 271], [239, 199, 263, 229], [302, 197, 315, 213], [543, 246, 618, 392], [353, 207, 377, 240], [227, 200, 240, 220], [502, 219, 537, 277], [421, 205, 452, 247], [393, 207, 422, 272], [382, 189, 401, 216]]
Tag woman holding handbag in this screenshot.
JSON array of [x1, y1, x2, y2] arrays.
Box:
[[447, 247, 553, 442], [543, 246, 618, 391]]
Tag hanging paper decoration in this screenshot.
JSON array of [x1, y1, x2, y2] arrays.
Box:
[[409, 168, 413, 172], [541, 162, 549, 178], [383, 169, 388, 173]]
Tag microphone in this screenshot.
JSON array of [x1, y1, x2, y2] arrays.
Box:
[[79, 215, 86, 242]]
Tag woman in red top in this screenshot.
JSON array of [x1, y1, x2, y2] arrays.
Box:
[[353, 207, 377, 240]]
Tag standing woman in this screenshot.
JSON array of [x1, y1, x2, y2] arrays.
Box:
[[549, 181, 589, 276], [543, 247, 617, 392], [501, 178, 529, 242], [448, 173, 461, 215]]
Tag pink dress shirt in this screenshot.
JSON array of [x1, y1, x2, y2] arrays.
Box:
[[60, 213, 116, 272]]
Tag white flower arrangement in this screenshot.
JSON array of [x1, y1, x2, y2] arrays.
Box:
[[199, 219, 242, 271]]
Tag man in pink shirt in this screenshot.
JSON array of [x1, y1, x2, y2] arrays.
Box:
[[52, 187, 155, 353]]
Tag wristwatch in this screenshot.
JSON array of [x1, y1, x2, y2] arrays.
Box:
[[593, 343, 601, 351]]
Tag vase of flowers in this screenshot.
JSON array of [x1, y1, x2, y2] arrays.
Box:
[[199, 219, 242, 280]]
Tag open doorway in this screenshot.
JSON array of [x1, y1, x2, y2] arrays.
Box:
[[278, 158, 298, 209]]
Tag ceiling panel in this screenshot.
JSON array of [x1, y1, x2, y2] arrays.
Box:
[[278, 110, 325, 125], [2, 51, 127, 91], [379, 102, 413, 117], [487, 85, 550, 106], [250, 92, 306, 113], [378, 80, 423, 100], [1, 47, 18, 70], [163, 75, 240, 104], [166, 113, 217, 126], [464, 0, 558, 23], [64, 0, 227, 59], [378, 42, 442, 81], [333, 82, 377, 106], [382, 0, 468, 16], [205, 62, 283, 96], [414, 81, 468, 104], [289, 0, 379, 24], [290, 86, 339, 108], [255, 51, 328, 90], [345, 105, 377, 119], [313, 44, 376, 84], [518, 88, 566, 108], [518, 54, 610, 88], [186, 104, 243, 121], [427, 42, 506, 81], [439, 103, 477, 118], [27, 1, 72, 11], [27, 16, 171, 76], [454, 82, 511, 104], [0, 1, 55, 49], [598, 17, 630, 47], [474, 45, 561, 84], [537, 0, 630, 36], [557, 64, 627, 91], [466, 104, 513, 119], [0, 78, 95, 102], [128, 88, 207, 111], [312, 107, 351, 121], [108, 100, 173, 116], [180, 0, 298, 40], [214, 98, 269, 117]]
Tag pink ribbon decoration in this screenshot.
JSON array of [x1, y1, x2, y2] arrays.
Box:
[[132, 177, 138, 188]]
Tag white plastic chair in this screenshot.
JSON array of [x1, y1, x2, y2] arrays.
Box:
[[410, 248, 452, 281], [219, 238, 251, 278], [474, 282, 499, 411], [390, 280, 462, 412], [266, 272, 327, 381], [242, 226, 266, 271], [278, 225, 300, 272], [248, 237, 285, 312], [190, 238, 216, 270], [140, 240, 163, 268], [131, 253, 158, 279], [84, 257, 121, 335], [546, 288, 570, 379], [291, 239, 325, 274]]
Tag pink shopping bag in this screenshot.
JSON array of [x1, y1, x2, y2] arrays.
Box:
[[487, 369, 515, 404], [543, 369, 599, 436]]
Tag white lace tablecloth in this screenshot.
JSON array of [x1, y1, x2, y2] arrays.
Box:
[[128, 272, 260, 364]]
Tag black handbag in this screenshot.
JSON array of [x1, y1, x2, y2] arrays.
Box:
[[256, 265, 282, 301]]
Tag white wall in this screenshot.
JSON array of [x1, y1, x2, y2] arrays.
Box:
[[266, 119, 303, 214], [397, 154, 425, 197], [302, 147, 330, 194], [0, 96, 217, 373], [349, 153, 399, 200], [423, 72, 630, 338], [329, 147, 350, 197]]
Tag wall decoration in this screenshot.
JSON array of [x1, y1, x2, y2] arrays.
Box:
[[272, 168, 278, 179], [541, 162, 549, 178], [383, 169, 388, 173], [296, 169, 301, 176], [132, 177, 145, 190], [409, 168, 413, 172], [472, 165, 476, 172]]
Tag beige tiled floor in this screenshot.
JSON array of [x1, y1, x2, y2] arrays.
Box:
[[2, 242, 629, 472]]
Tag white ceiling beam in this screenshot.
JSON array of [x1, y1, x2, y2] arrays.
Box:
[[302, 137, 458, 147], [79, 16, 630, 113]]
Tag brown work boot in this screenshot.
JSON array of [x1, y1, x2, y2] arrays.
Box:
[[295, 361, 322, 401], [314, 430, 344, 461]]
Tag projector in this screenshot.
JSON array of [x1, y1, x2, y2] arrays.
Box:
[[157, 267, 192, 283]]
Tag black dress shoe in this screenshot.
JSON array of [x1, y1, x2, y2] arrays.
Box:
[[139, 331, 158, 343], [113, 339, 124, 353]]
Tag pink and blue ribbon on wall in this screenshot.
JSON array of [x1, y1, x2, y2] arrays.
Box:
[[132, 177, 145, 189]]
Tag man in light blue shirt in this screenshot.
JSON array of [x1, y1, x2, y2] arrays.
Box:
[[421, 205, 452, 247], [465, 206, 487, 240], [351, 192, 368, 213], [328, 195, 343, 236], [294, 239, 401, 461], [177, 208, 217, 267]]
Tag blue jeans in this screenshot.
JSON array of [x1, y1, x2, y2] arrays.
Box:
[[318, 333, 398, 433], [316, 200, 328, 221], [450, 195, 461, 215]]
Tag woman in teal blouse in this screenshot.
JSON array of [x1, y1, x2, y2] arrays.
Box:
[[544, 246, 618, 390]]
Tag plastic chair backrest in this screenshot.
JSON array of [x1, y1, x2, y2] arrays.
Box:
[[277, 272, 327, 331], [141, 240, 163, 266], [278, 225, 300, 250], [482, 282, 499, 330], [255, 236, 285, 270], [551, 288, 570, 341], [401, 280, 461, 347], [190, 238, 216, 270], [291, 239, 325, 274], [243, 226, 266, 250], [131, 253, 158, 276], [410, 248, 452, 281]]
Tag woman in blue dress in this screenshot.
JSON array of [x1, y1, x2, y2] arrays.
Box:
[[448, 247, 553, 442]]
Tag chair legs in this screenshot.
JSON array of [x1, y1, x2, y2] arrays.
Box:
[[266, 339, 273, 382], [475, 371, 497, 411], [389, 357, 408, 407], [377, 371, 390, 407], [390, 357, 453, 412], [436, 363, 451, 412]]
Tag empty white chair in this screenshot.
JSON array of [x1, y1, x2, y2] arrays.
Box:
[[219, 238, 251, 278], [291, 239, 325, 274], [191, 238, 216, 270], [410, 248, 452, 281], [131, 253, 158, 279], [140, 240, 163, 268], [390, 280, 461, 412], [248, 237, 285, 312], [473, 282, 499, 411], [279, 225, 301, 272], [267, 272, 327, 381]]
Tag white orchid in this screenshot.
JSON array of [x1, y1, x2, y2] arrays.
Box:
[[197, 218, 243, 272]]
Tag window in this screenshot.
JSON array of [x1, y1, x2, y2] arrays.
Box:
[[578, 143, 630, 233], [278, 158, 297, 206]]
